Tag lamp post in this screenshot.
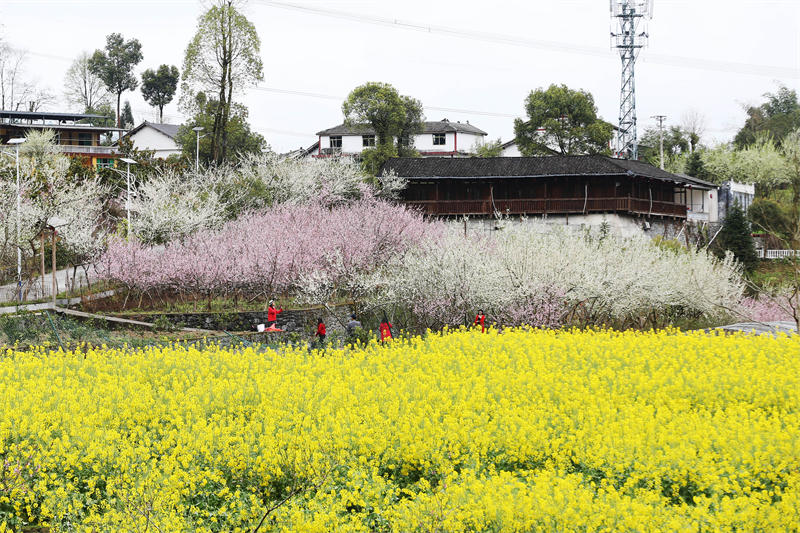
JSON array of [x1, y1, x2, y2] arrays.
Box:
[[119, 157, 137, 236], [192, 126, 204, 172], [7, 138, 26, 303]]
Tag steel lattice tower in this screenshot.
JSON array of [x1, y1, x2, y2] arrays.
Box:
[[611, 0, 652, 160]]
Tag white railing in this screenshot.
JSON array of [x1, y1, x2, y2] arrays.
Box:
[[758, 249, 800, 259], [56, 145, 118, 155]]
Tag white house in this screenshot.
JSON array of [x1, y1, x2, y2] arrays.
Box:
[[124, 122, 181, 159], [313, 118, 487, 158], [500, 139, 522, 157], [676, 174, 719, 224], [718, 180, 755, 220]]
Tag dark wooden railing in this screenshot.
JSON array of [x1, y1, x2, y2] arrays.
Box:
[[404, 197, 687, 217]]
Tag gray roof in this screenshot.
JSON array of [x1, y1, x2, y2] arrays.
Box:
[[675, 173, 718, 190], [316, 119, 487, 136], [127, 121, 181, 139], [3, 123, 123, 132], [0, 110, 105, 122], [381, 156, 695, 185]]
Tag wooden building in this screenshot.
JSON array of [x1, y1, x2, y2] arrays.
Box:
[[1, 110, 123, 169], [383, 156, 692, 220]]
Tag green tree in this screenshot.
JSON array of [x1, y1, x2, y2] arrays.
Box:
[[513, 84, 614, 156], [639, 125, 691, 167], [342, 82, 424, 173], [141, 64, 179, 123], [700, 138, 789, 197], [361, 143, 398, 176], [182, 0, 264, 163], [175, 92, 266, 165], [398, 95, 425, 156], [734, 85, 800, 148], [782, 129, 800, 224], [473, 138, 504, 157], [685, 150, 706, 179], [716, 203, 759, 274], [342, 82, 423, 148], [82, 103, 116, 128], [88, 33, 143, 128], [748, 198, 793, 242], [121, 100, 135, 129]]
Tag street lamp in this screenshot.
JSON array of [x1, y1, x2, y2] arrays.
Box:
[[192, 127, 204, 172], [119, 157, 137, 235], [7, 138, 26, 304]]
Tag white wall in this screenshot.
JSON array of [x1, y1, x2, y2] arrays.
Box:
[[320, 131, 485, 155], [464, 213, 682, 239], [682, 188, 718, 224], [500, 142, 522, 157], [130, 127, 180, 158]]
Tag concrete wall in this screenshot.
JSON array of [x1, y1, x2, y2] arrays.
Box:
[[320, 131, 485, 155], [462, 213, 685, 239], [119, 306, 354, 333]]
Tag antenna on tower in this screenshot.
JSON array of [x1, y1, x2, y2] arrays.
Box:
[[610, 0, 653, 160]]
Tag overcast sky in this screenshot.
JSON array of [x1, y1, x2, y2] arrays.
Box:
[[1, 0, 798, 152]]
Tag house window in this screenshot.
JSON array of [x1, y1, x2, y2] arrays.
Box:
[[330, 136, 342, 149], [78, 133, 93, 146], [362, 135, 375, 147], [433, 133, 446, 145], [96, 158, 115, 169]]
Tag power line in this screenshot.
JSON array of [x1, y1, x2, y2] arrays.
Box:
[[252, 0, 799, 79], [251, 86, 517, 118]]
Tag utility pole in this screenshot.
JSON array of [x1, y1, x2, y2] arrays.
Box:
[[652, 114, 667, 169]]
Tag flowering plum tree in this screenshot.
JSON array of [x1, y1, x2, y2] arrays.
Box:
[[369, 224, 744, 330], [99, 195, 431, 308]]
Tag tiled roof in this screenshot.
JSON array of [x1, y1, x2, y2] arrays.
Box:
[[127, 121, 181, 139], [316, 119, 488, 136], [381, 155, 695, 184]]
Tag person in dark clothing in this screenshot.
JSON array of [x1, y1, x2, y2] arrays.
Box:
[[379, 313, 393, 342], [474, 310, 486, 333], [346, 313, 362, 338], [315, 318, 326, 346], [267, 300, 283, 328]]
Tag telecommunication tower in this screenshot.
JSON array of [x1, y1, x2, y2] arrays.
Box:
[[611, 0, 653, 160]]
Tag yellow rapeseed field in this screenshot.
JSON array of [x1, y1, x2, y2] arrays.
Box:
[[1, 328, 799, 532]]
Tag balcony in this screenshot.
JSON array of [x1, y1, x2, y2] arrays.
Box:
[[404, 197, 687, 218], [56, 145, 118, 156]]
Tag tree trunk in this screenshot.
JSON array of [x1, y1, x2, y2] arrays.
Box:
[[116, 92, 122, 129]]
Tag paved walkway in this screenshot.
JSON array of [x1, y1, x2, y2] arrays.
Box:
[[716, 321, 797, 336]]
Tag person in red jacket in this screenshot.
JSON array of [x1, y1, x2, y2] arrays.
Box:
[[474, 310, 486, 333], [379, 313, 393, 342], [267, 300, 283, 328], [315, 318, 326, 346]]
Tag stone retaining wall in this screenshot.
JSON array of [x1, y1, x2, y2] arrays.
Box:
[[116, 306, 354, 334]]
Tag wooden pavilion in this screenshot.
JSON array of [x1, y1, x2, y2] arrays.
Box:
[[382, 156, 690, 219]]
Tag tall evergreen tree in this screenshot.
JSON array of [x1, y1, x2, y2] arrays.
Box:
[[88, 33, 143, 128], [716, 203, 759, 273], [141, 65, 179, 123], [121, 101, 135, 129]]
